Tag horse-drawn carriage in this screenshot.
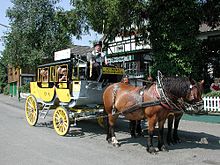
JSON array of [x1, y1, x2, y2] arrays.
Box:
[[25, 49, 204, 153], [25, 51, 124, 136]]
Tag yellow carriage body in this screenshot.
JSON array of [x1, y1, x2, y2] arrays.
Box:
[[30, 82, 55, 102]]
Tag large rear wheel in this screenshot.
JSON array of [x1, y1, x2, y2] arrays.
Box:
[[25, 95, 39, 126], [53, 106, 70, 136]]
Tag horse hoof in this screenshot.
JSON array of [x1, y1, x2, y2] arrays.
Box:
[[159, 145, 169, 152], [107, 138, 112, 144], [147, 146, 157, 154], [130, 133, 136, 138], [113, 143, 120, 147], [111, 137, 120, 147]]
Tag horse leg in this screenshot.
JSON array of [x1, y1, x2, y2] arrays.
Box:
[[147, 116, 157, 153], [136, 120, 143, 136], [106, 115, 111, 142], [129, 120, 136, 138], [167, 113, 174, 145], [173, 112, 183, 143], [158, 119, 168, 152], [129, 120, 143, 138], [107, 114, 120, 147]]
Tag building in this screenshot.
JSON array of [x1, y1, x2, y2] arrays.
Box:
[[106, 23, 220, 85], [198, 23, 220, 79], [106, 33, 152, 81], [8, 66, 35, 97]]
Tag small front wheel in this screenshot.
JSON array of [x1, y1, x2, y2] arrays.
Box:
[[53, 106, 70, 136], [25, 95, 39, 126]]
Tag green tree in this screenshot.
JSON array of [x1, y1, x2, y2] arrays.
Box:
[[147, 0, 202, 78], [68, 0, 148, 41], [3, 0, 72, 70], [0, 55, 8, 93]]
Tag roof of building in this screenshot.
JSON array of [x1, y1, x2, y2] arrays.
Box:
[[70, 45, 93, 56]]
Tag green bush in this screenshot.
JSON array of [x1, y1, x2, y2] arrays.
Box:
[[3, 85, 9, 95], [203, 91, 220, 97], [19, 83, 30, 93], [0, 82, 7, 93]]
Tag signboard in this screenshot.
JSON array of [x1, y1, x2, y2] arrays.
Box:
[[102, 67, 124, 75], [54, 49, 71, 61], [107, 55, 134, 63]]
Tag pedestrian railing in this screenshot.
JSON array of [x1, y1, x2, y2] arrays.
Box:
[[203, 96, 220, 113]]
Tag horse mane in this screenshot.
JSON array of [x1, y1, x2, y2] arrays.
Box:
[[162, 77, 191, 98]]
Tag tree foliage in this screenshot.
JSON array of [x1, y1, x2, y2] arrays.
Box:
[[3, 0, 72, 70], [147, 0, 202, 77], [68, 0, 148, 40], [0, 55, 8, 92]]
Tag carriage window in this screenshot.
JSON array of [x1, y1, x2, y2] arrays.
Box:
[[39, 67, 49, 82], [50, 66, 55, 82], [57, 65, 68, 82], [37, 68, 41, 82], [79, 67, 86, 80], [72, 68, 78, 80]]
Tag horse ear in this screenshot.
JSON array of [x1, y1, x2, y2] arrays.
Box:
[[199, 80, 205, 88], [200, 80, 204, 84], [189, 77, 196, 85]]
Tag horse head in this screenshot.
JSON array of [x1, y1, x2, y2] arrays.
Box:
[[188, 79, 204, 103], [184, 79, 204, 112]]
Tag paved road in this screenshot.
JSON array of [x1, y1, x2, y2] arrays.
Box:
[[0, 94, 220, 165]]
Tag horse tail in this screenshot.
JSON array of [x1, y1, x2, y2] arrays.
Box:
[[103, 83, 119, 115]]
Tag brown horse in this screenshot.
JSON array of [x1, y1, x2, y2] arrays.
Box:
[[103, 76, 201, 153], [166, 80, 204, 145]]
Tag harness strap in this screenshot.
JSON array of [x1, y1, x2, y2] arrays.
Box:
[[122, 100, 162, 115]]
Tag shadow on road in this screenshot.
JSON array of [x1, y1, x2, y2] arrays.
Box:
[[33, 118, 220, 151]]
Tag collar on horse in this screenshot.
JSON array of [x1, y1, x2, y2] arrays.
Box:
[[156, 71, 182, 111]]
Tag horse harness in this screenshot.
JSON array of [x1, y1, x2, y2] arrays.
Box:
[[111, 73, 191, 116]]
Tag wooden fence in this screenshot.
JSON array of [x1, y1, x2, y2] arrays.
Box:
[[203, 96, 220, 113]]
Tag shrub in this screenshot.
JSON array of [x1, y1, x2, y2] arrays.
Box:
[[3, 85, 9, 95], [19, 83, 30, 93], [203, 91, 220, 97]]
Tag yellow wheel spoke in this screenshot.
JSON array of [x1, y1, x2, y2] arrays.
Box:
[[25, 95, 38, 126], [53, 107, 69, 136]]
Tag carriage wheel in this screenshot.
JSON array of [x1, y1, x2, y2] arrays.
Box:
[[53, 106, 70, 136], [25, 95, 39, 126]]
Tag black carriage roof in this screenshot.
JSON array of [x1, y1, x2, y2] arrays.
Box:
[[38, 59, 72, 68]]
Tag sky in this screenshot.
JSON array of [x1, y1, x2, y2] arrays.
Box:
[[0, 0, 101, 54]]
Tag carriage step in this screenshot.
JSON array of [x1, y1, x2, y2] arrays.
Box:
[[39, 105, 51, 119]]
